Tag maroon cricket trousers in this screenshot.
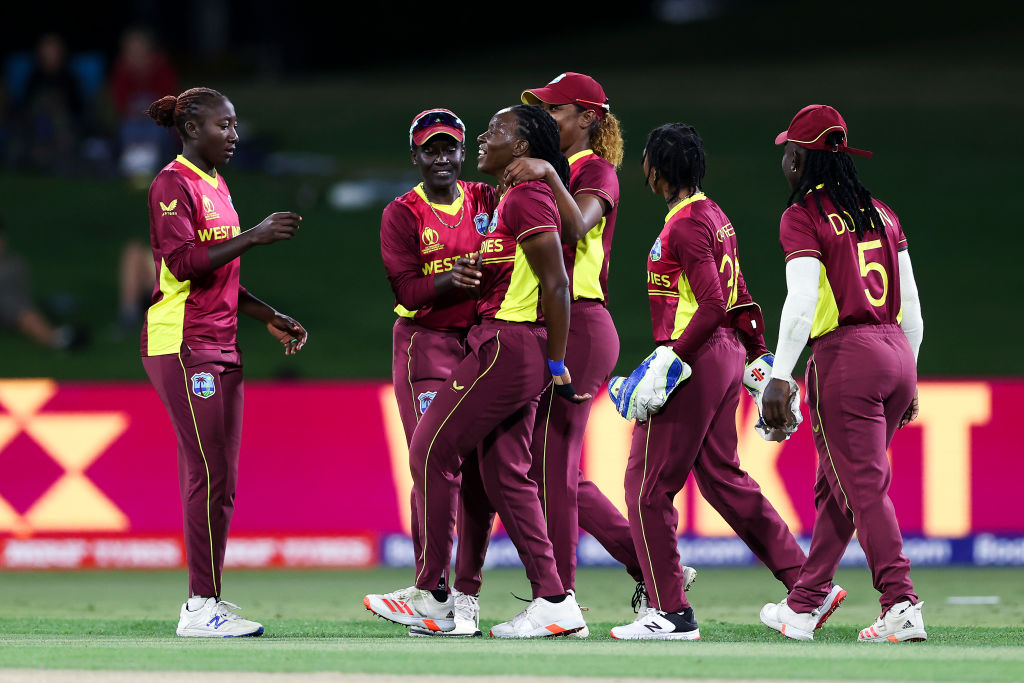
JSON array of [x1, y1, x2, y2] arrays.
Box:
[[528, 300, 644, 592], [143, 347, 243, 598], [408, 319, 564, 599], [786, 323, 918, 613], [624, 329, 806, 613]]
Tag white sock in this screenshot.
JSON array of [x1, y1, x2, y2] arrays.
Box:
[[187, 596, 211, 611]]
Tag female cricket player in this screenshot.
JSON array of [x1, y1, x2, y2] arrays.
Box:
[[758, 104, 926, 643], [142, 87, 307, 638], [379, 108, 596, 638], [365, 104, 589, 638], [506, 73, 695, 627], [607, 123, 808, 640]]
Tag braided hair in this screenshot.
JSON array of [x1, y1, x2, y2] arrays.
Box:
[[145, 87, 226, 138], [510, 104, 570, 188], [642, 123, 705, 199], [788, 130, 882, 239]]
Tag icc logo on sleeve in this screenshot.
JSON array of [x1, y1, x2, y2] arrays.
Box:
[[190, 373, 216, 399]]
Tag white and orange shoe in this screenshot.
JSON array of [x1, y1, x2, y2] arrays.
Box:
[[760, 584, 847, 641], [858, 600, 926, 642], [408, 590, 481, 637], [489, 593, 586, 639], [363, 586, 455, 633]]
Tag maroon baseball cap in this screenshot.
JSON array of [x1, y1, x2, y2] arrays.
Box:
[[775, 104, 873, 158], [521, 72, 610, 119], [409, 108, 465, 147]]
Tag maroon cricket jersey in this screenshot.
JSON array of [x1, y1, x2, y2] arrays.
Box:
[[380, 180, 497, 331], [141, 155, 242, 356], [779, 190, 907, 339], [477, 180, 561, 322], [646, 193, 758, 357], [565, 150, 618, 303]]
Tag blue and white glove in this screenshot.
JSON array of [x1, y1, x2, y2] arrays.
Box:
[[607, 346, 692, 422], [742, 353, 802, 441]]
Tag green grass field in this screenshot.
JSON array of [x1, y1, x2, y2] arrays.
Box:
[[0, 567, 1021, 680]]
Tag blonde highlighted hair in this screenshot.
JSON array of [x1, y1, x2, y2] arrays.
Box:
[[590, 112, 624, 169]]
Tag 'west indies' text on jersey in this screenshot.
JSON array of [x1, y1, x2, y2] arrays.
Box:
[[380, 180, 497, 331], [647, 192, 758, 357], [477, 181, 561, 323], [142, 155, 243, 356]]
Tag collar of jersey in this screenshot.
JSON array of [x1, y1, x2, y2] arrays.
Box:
[[176, 155, 219, 190], [568, 149, 594, 165], [804, 183, 825, 196], [414, 182, 463, 215], [664, 191, 706, 223]]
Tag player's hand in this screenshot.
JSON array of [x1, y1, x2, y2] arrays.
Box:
[[266, 313, 307, 355], [762, 377, 800, 430], [503, 158, 553, 187], [249, 212, 301, 245], [899, 388, 919, 429], [552, 367, 592, 404], [609, 346, 691, 421], [451, 252, 482, 294]]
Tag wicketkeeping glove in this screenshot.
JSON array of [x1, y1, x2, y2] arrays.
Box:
[[607, 346, 692, 422], [742, 353, 802, 441]]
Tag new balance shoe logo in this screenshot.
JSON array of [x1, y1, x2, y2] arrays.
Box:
[[207, 615, 227, 629], [644, 622, 663, 632]]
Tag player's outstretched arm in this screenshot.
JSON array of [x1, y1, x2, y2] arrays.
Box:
[[238, 288, 308, 355], [503, 158, 589, 243], [207, 212, 302, 271]]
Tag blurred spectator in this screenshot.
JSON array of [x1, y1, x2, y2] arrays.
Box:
[[110, 27, 179, 183], [0, 219, 87, 350], [115, 240, 156, 339], [8, 33, 86, 173]]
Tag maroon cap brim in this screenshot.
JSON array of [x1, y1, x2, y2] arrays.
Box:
[[774, 130, 789, 146], [413, 125, 464, 147], [521, 86, 568, 105]]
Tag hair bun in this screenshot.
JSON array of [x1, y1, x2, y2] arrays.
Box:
[[145, 95, 178, 127]]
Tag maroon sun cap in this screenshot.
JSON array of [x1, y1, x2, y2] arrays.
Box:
[[775, 104, 873, 158], [521, 72, 610, 119], [409, 108, 466, 147]]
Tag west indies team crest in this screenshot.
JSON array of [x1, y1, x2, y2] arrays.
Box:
[[417, 391, 437, 415], [650, 237, 663, 262], [190, 372, 216, 399], [474, 212, 490, 236]]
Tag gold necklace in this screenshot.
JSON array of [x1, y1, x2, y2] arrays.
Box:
[[423, 185, 464, 229]]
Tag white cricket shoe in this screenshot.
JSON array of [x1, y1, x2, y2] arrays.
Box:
[[760, 599, 818, 641], [176, 598, 263, 638], [760, 583, 848, 641], [489, 593, 586, 638], [408, 590, 481, 637], [565, 591, 590, 638], [363, 586, 455, 632], [858, 600, 926, 642], [610, 606, 700, 640]]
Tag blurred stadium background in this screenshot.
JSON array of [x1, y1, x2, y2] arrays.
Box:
[[1, 0, 1022, 576]]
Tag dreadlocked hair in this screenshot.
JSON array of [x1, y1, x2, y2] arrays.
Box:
[[642, 123, 705, 198], [145, 87, 225, 137], [576, 106, 624, 169], [788, 130, 881, 239], [511, 104, 570, 188]]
